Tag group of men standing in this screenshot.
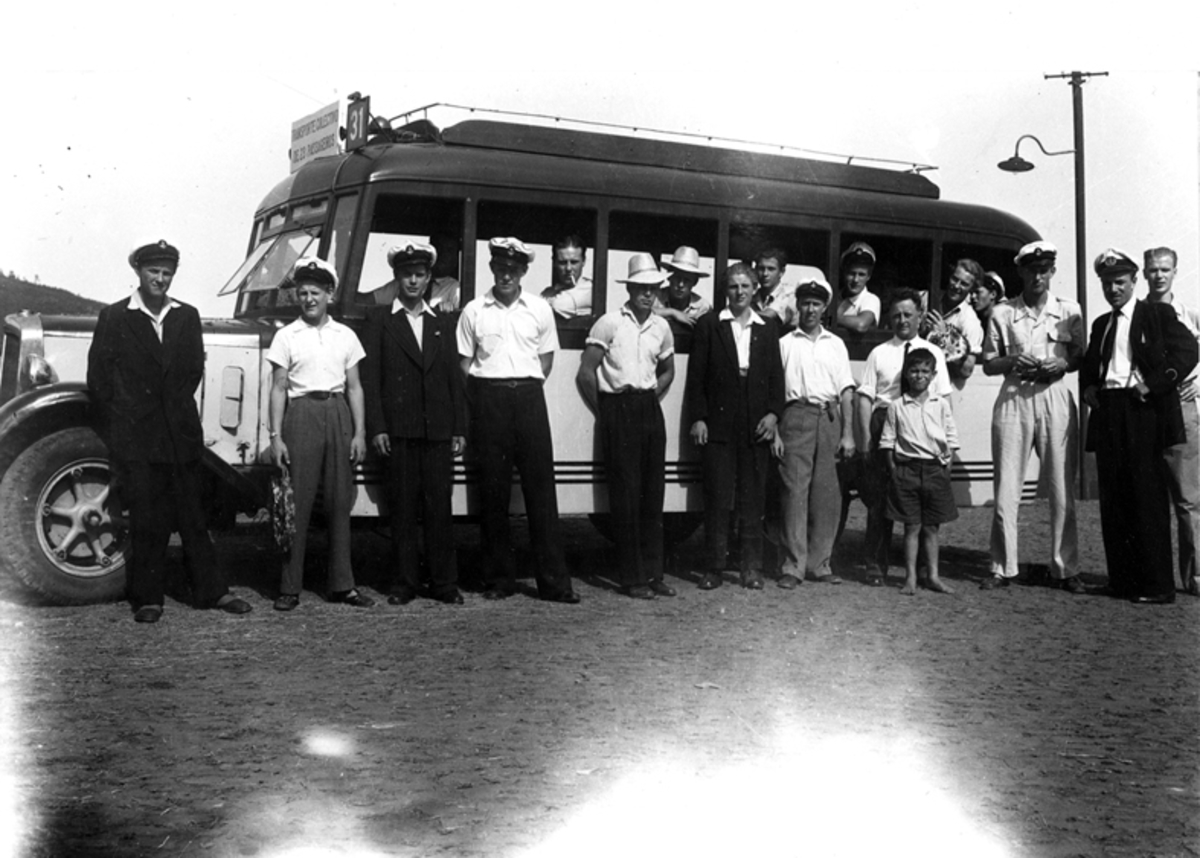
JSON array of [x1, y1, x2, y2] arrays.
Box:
[[89, 233, 1200, 622]]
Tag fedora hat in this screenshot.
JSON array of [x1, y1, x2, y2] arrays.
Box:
[[617, 253, 669, 286], [661, 246, 710, 278]]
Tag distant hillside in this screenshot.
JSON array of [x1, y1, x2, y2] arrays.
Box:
[[0, 273, 105, 320]]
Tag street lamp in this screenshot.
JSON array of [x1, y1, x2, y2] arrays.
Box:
[[997, 70, 1108, 499], [997, 135, 1074, 174]]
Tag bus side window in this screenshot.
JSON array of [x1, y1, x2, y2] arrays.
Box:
[[728, 220, 830, 326], [834, 233, 933, 332], [354, 193, 464, 312], [607, 212, 718, 351], [474, 201, 598, 347]]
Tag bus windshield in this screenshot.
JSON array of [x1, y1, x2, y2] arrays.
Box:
[[226, 229, 320, 318]]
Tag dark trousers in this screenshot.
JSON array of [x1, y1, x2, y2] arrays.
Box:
[[703, 377, 768, 572], [599, 390, 666, 588], [119, 458, 226, 609], [470, 379, 572, 597], [387, 437, 456, 598], [282, 395, 355, 596], [1093, 390, 1175, 599], [861, 407, 894, 573]]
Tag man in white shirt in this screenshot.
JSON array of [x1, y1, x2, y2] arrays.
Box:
[[458, 237, 580, 603], [541, 234, 593, 319], [774, 276, 856, 588], [980, 240, 1084, 592], [835, 242, 881, 333], [267, 256, 374, 611], [578, 253, 676, 599]]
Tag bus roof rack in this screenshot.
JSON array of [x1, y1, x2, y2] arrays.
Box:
[[382, 102, 940, 199]]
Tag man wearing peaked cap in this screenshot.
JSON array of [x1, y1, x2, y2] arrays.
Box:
[[837, 242, 880, 333], [361, 239, 467, 605], [579, 254, 677, 598], [456, 236, 579, 604], [772, 271, 856, 589], [88, 241, 252, 622], [980, 237, 1085, 592], [267, 255, 375, 611], [128, 239, 180, 269], [1143, 246, 1200, 597], [1082, 247, 1198, 604], [654, 246, 712, 330]]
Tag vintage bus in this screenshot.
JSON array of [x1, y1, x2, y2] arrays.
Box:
[[0, 105, 1041, 604]]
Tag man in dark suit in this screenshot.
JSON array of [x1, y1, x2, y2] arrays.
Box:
[[1081, 248, 1199, 604], [685, 262, 785, 590], [361, 242, 468, 605], [87, 241, 252, 623]]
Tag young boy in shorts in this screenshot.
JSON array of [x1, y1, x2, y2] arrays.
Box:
[[879, 347, 959, 595]]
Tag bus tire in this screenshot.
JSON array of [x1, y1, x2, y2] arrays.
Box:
[[0, 427, 128, 605]]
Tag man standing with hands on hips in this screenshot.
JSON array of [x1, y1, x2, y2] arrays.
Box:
[[1081, 248, 1197, 604]]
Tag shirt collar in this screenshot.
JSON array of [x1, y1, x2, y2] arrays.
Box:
[[620, 303, 658, 328], [1013, 292, 1064, 321], [719, 308, 765, 325], [901, 389, 938, 405], [789, 324, 830, 341], [392, 298, 433, 317], [128, 288, 178, 318], [483, 288, 526, 307]]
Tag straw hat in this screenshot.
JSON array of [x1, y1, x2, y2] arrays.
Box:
[[617, 253, 669, 286], [661, 246, 710, 278]]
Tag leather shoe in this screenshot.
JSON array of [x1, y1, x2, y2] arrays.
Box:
[[432, 589, 465, 605], [482, 587, 513, 601], [541, 589, 580, 604], [741, 570, 765, 590], [776, 573, 801, 590], [1186, 580, 1200, 597], [273, 594, 300, 611], [624, 585, 655, 600], [214, 594, 252, 614], [648, 579, 676, 597], [1058, 576, 1087, 595], [979, 576, 1010, 590], [387, 591, 417, 606], [809, 573, 843, 585], [330, 589, 375, 608], [133, 606, 163, 624], [1131, 593, 1175, 604], [698, 572, 723, 590]]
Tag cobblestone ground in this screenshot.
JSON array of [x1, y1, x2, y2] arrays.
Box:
[[1, 500, 1197, 858]]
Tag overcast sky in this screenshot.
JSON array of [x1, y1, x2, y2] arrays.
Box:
[[3, 2, 1197, 321]]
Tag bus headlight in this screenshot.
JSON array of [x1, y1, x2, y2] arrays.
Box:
[[24, 354, 59, 388]]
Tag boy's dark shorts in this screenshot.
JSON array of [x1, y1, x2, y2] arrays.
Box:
[[885, 456, 958, 525]]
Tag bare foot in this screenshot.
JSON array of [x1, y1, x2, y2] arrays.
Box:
[[900, 580, 918, 596], [926, 577, 955, 594]]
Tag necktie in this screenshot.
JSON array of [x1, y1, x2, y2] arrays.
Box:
[[1100, 311, 1118, 380]]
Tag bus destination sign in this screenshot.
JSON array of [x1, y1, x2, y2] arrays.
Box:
[[289, 101, 340, 174]]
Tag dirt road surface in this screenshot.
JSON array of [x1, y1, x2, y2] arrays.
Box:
[[1, 501, 1197, 858]]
